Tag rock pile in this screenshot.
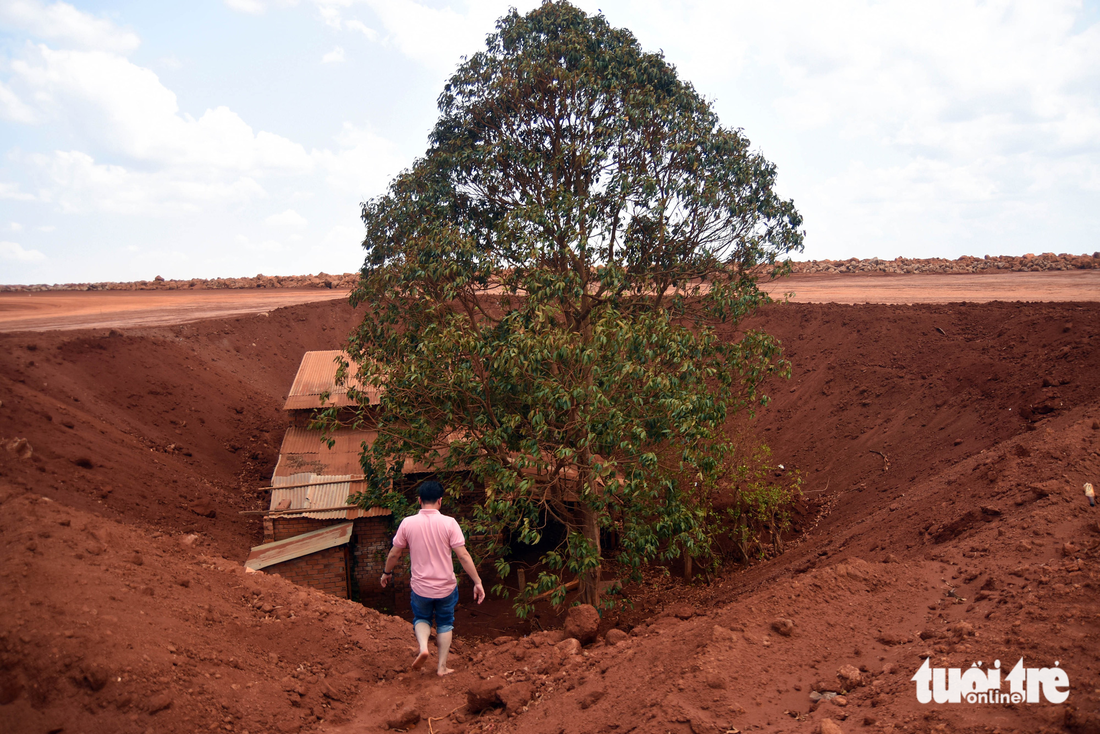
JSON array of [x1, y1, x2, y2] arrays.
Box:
[[788, 252, 1099, 275], [0, 272, 360, 292]]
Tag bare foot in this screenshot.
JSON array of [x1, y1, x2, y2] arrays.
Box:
[[411, 651, 429, 670], [437, 667, 455, 677]]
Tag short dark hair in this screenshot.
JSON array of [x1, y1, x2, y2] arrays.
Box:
[[418, 480, 444, 503]]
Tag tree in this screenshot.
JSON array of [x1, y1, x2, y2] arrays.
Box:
[[340, 1, 803, 612]]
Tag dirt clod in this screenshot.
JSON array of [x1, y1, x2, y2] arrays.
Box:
[[499, 681, 535, 712], [564, 604, 600, 645], [836, 665, 865, 689], [771, 618, 795, 637], [147, 693, 173, 714], [384, 703, 420, 730], [605, 628, 629, 645], [466, 679, 504, 713]]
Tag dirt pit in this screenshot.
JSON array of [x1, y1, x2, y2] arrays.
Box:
[[1, 278, 1099, 734]]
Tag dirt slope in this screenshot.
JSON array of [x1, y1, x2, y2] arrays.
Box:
[[2, 295, 1099, 734]]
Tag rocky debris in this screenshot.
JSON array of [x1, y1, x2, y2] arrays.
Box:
[[666, 603, 696, 619], [564, 604, 600, 645], [0, 272, 361, 292], [604, 628, 629, 645], [836, 665, 865, 689], [1064, 705, 1100, 733], [4, 437, 33, 460], [578, 689, 605, 710], [76, 661, 109, 692], [466, 679, 505, 713], [704, 673, 727, 690], [147, 693, 173, 714], [384, 703, 420, 730], [529, 629, 566, 646], [189, 501, 216, 518], [771, 618, 795, 637], [711, 625, 737, 643], [556, 638, 582, 656], [786, 252, 1100, 275], [499, 681, 535, 712], [875, 632, 907, 646], [817, 719, 845, 734]]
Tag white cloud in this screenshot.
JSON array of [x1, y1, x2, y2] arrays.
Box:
[[27, 150, 268, 215], [345, 19, 377, 41], [0, 240, 46, 262], [316, 121, 406, 196], [11, 46, 315, 172], [0, 182, 36, 201], [8, 222, 23, 231], [322, 46, 346, 63], [37, 225, 56, 232], [224, 0, 267, 15], [265, 209, 308, 228], [0, 80, 37, 123], [360, 0, 520, 75], [236, 233, 286, 253], [0, 0, 140, 53]]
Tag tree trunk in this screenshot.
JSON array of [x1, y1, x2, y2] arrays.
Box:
[[578, 502, 602, 607]]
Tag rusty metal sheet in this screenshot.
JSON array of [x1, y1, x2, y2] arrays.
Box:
[[244, 521, 353, 571], [267, 472, 389, 520], [283, 350, 381, 410], [274, 426, 442, 476]]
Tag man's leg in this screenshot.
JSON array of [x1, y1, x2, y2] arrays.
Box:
[[435, 587, 459, 676], [412, 621, 431, 670], [436, 629, 453, 676], [409, 591, 432, 670]]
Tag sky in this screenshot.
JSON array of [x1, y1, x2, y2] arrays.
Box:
[[1, 0, 1098, 285]]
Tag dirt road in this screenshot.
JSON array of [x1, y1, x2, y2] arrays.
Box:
[[2, 271, 1098, 332], [0, 288, 349, 332], [759, 269, 1100, 303]]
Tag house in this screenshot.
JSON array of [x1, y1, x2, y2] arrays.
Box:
[[244, 351, 397, 607]]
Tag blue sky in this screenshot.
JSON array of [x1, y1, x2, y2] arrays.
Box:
[[1, 0, 1098, 285]]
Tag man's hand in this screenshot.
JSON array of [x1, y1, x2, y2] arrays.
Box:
[[380, 573, 390, 588], [473, 581, 485, 604]]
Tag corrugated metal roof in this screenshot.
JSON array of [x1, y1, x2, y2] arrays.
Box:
[[268, 472, 389, 520], [245, 522, 353, 571], [283, 350, 382, 410], [274, 426, 443, 477]]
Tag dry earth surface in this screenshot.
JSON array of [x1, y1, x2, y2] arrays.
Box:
[[2, 266, 1099, 734]]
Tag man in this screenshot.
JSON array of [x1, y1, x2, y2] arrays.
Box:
[[380, 480, 485, 676]]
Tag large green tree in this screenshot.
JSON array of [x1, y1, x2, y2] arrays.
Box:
[[341, 1, 803, 610]]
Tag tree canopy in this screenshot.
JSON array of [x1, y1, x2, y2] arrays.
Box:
[[340, 1, 803, 611]]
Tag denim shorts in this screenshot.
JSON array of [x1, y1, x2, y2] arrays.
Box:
[[410, 587, 459, 634]]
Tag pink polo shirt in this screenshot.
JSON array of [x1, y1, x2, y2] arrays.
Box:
[[391, 508, 466, 598]]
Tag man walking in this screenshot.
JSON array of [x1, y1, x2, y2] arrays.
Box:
[[380, 480, 485, 676]]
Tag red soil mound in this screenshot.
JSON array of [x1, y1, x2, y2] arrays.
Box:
[[2, 294, 1099, 734]]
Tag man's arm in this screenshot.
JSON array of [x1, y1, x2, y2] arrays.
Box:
[[452, 546, 485, 604], [380, 545, 406, 588]]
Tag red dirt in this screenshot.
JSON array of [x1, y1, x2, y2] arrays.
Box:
[[2, 278, 1099, 734]]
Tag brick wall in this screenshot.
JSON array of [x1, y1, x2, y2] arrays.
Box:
[[265, 515, 396, 610], [265, 546, 349, 598], [350, 517, 395, 610], [270, 517, 335, 542]]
